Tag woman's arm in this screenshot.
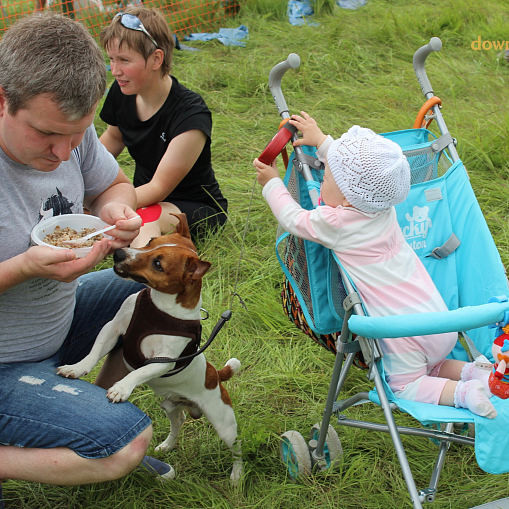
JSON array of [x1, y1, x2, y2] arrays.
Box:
[[134, 129, 207, 209], [99, 125, 126, 159]]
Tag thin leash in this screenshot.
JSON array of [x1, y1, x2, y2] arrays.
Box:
[[229, 176, 257, 313], [144, 177, 258, 372]]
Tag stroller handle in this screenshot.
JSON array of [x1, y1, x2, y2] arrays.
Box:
[[269, 53, 301, 118], [267, 53, 319, 205], [413, 37, 460, 162], [413, 37, 442, 98]]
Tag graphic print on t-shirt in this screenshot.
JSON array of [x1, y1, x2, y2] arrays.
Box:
[[38, 187, 75, 222]]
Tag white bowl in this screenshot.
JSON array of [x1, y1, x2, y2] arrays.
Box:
[[31, 214, 112, 258]]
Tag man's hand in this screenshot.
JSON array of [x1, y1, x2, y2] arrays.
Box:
[[253, 158, 280, 187], [20, 240, 111, 283], [97, 203, 142, 251], [289, 111, 327, 149]]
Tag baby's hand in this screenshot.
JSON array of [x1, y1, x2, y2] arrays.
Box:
[[253, 158, 279, 186], [289, 111, 327, 149]]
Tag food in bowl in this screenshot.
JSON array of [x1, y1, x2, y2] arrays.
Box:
[[43, 226, 103, 248], [31, 214, 111, 258]]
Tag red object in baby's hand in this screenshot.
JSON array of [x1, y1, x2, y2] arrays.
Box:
[[259, 121, 298, 165]]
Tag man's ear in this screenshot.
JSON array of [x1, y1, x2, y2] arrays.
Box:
[[0, 87, 7, 116]]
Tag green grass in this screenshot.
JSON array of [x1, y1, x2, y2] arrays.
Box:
[[6, 0, 509, 507]]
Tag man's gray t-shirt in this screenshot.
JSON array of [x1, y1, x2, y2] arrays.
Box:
[[0, 125, 119, 363]]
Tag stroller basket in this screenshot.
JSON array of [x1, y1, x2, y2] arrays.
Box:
[[386, 128, 453, 184], [276, 146, 346, 337]]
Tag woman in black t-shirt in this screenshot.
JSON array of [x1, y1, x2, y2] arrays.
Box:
[[99, 7, 227, 245]]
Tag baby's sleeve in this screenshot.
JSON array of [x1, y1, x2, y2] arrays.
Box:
[[315, 135, 334, 163], [262, 178, 341, 249]]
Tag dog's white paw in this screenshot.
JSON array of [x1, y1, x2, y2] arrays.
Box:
[[106, 382, 134, 403], [230, 460, 243, 486], [226, 358, 241, 374], [56, 362, 91, 379], [155, 440, 175, 453]]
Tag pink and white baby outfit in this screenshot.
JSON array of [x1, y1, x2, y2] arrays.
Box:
[[263, 126, 457, 405]]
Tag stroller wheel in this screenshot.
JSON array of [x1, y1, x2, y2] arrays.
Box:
[[280, 430, 312, 480], [309, 423, 343, 471]]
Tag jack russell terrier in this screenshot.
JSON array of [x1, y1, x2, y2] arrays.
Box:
[[57, 214, 242, 483]]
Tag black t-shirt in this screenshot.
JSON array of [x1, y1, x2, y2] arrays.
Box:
[[100, 77, 227, 211]]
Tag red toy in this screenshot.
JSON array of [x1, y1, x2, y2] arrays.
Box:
[[258, 120, 298, 165], [488, 326, 509, 399]]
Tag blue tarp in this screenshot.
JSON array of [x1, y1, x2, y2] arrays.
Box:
[[184, 25, 248, 47], [337, 0, 367, 9], [287, 0, 318, 26], [288, 0, 367, 26]]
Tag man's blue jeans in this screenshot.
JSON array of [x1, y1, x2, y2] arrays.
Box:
[[0, 269, 151, 459]]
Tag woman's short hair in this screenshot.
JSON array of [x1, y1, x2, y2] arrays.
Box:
[[100, 7, 174, 77]]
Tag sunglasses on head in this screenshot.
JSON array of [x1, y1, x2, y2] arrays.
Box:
[[115, 13, 159, 49]]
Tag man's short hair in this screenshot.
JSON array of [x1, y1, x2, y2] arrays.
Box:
[[0, 13, 107, 120], [100, 7, 174, 77]]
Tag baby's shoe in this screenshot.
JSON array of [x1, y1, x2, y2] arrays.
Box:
[[454, 379, 497, 419]]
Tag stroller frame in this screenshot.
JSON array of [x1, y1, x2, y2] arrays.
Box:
[[269, 40, 509, 509]]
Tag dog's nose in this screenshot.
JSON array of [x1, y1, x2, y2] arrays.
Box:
[[113, 249, 126, 263]]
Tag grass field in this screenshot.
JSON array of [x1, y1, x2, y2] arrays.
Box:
[[5, 0, 509, 507]]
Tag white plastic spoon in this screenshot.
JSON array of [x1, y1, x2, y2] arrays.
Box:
[[61, 216, 140, 247]]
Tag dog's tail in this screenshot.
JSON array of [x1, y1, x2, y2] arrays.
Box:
[[218, 358, 241, 382]]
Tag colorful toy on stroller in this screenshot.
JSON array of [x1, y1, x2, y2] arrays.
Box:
[[263, 39, 509, 509]]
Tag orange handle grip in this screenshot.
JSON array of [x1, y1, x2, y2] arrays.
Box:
[[413, 97, 442, 129]]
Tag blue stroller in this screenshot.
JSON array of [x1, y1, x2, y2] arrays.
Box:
[[267, 39, 509, 509]]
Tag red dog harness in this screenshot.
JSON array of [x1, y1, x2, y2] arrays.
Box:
[[122, 289, 202, 377]]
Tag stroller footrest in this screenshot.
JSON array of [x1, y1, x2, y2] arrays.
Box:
[[335, 416, 475, 446]]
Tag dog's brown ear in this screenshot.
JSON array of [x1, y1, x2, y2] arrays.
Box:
[[168, 213, 191, 239], [184, 258, 211, 284]]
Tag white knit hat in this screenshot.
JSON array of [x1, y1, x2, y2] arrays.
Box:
[[326, 125, 410, 214]]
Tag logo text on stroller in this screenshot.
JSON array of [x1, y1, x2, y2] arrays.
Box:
[[401, 205, 433, 250]]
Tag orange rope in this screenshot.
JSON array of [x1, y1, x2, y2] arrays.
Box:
[[413, 97, 442, 129]]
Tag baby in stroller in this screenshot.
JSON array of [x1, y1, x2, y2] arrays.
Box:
[[253, 111, 497, 419]]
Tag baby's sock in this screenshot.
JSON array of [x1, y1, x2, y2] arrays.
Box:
[[460, 356, 493, 397], [454, 379, 497, 419]]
